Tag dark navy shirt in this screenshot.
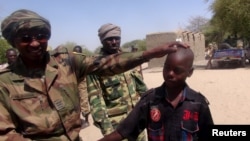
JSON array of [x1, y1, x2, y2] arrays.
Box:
[[116, 83, 214, 141]]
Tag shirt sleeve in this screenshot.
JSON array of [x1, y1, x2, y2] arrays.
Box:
[[78, 79, 90, 115], [197, 95, 214, 140], [130, 69, 148, 96], [83, 51, 147, 76], [116, 93, 149, 140]]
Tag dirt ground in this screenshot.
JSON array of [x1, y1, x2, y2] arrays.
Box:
[[79, 61, 250, 141]]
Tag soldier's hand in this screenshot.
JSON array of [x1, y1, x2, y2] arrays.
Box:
[[142, 41, 189, 60]]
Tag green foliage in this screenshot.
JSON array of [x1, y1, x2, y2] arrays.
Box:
[[210, 0, 250, 44], [82, 48, 94, 55], [121, 39, 146, 52], [203, 21, 225, 46], [93, 46, 102, 54], [0, 38, 12, 64], [62, 41, 93, 55], [62, 41, 77, 52]]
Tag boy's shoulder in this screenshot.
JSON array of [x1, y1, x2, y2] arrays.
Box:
[[186, 87, 210, 105], [140, 86, 164, 103]]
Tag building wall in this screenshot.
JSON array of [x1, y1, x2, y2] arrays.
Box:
[[146, 31, 205, 68]]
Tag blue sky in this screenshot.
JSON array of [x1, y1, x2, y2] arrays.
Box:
[[0, 0, 213, 51]]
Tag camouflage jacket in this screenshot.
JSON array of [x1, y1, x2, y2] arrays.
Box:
[[78, 78, 90, 115], [0, 46, 147, 141], [86, 48, 148, 135]]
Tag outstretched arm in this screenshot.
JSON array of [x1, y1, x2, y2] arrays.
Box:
[[82, 41, 189, 76], [142, 41, 189, 60]]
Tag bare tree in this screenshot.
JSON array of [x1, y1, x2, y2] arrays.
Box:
[[185, 16, 210, 33]]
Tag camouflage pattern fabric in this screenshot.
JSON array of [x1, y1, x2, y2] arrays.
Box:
[[78, 78, 90, 116], [86, 49, 148, 141], [1, 9, 51, 47], [0, 46, 147, 141]]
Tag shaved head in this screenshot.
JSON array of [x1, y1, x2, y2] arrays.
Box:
[[163, 46, 194, 89], [166, 46, 194, 69]]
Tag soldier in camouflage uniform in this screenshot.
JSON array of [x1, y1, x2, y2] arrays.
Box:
[[86, 23, 148, 141], [0, 9, 188, 141], [0, 48, 18, 70]]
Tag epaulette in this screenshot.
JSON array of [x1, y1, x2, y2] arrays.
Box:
[[0, 68, 11, 75]]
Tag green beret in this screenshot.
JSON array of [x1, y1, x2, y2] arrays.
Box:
[[1, 9, 51, 47]]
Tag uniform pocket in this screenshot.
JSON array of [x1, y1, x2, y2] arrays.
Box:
[[181, 121, 199, 141], [11, 93, 45, 112], [102, 78, 122, 100], [147, 126, 164, 141], [103, 78, 120, 88]]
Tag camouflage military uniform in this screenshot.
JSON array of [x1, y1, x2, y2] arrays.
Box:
[[72, 48, 90, 124], [0, 46, 147, 141], [86, 48, 148, 141], [78, 78, 90, 118]]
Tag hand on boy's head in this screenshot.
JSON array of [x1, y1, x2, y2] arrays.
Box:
[[142, 41, 190, 59], [169, 41, 190, 49]]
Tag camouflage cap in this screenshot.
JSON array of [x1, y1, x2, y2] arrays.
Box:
[[98, 23, 121, 42], [1, 9, 51, 47]]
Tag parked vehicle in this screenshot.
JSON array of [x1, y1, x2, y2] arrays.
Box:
[[244, 46, 250, 62], [210, 43, 247, 68]]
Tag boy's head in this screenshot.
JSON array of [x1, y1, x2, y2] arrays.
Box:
[[163, 46, 194, 88]]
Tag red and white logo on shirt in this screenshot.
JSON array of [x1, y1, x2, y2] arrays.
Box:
[[150, 107, 161, 122]]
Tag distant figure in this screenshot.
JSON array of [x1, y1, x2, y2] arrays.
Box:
[[73, 45, 91, 128], [236, 39, 243, 49], [205, 43, 216, 69], [98, 46, 214, 141], [131, 45, 138, 52], [205, 44, 213, 60], [0, 48, 18, 69], [73, 45, 83, 53]]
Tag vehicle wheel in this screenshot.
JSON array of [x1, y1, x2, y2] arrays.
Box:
[[240, 57, 246, 67], [218, 62, 224, 68]]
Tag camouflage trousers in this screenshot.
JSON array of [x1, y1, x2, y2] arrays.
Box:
[[101, 114, 147, 141]]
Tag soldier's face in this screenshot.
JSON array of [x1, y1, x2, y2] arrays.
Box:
[[14, 28, 49, 62], [6, 50, 17, 64], [102, 36, 121, 54]]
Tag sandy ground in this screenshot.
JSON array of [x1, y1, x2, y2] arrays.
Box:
[[79, 61, 250, 141]]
